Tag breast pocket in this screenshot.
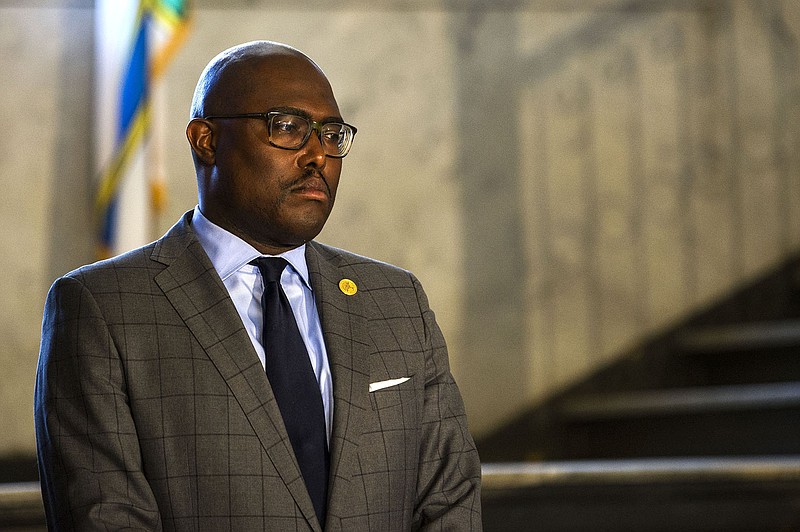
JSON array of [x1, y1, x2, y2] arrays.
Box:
[[368, 374, 416, 411], [360, 372, 421, 486]]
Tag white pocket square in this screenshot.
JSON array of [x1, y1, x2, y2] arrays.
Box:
[[369, 377, 411, 392]]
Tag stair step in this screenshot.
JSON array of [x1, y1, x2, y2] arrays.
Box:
[[560, 381, 800, 419], [678, 320, 800, 353]]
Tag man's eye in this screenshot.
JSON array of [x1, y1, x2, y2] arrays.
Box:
[[322, 131, 343, 142], [274, 120, 299, 133], [321, 125, 346, 142]]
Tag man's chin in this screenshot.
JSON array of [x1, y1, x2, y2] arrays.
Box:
[[278, 215, 329, 246]]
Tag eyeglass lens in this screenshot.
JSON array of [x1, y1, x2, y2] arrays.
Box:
[[269, 113, 354, 157]]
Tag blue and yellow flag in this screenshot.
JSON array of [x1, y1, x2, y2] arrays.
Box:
[[95, 0, 191, 258]]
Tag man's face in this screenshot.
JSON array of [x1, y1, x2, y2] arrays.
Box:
[[198, 55, 344, 253]]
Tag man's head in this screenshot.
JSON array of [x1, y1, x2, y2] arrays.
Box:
[[187, 41, 352, 254]]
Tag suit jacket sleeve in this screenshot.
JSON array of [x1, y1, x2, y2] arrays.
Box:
[[34, 275, 162, 531], [409, 273, 482, 530]]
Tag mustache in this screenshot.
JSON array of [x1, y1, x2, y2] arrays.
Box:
[[288, 170, 331, 196]]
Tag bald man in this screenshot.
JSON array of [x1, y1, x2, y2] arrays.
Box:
[[35, 41, 481, 531]]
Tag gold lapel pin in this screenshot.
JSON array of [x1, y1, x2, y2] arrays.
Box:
[[339, 278, 357, 296]]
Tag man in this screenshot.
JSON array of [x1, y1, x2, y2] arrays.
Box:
[[35, 41, 481, 531]]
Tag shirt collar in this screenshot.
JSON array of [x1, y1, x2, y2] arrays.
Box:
[[191, 206, 311, 289]]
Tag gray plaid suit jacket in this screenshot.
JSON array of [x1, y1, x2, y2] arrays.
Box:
[[35, 211, 482, 531]]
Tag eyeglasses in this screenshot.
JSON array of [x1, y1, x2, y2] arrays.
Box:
[[203, 111, 357, 158]]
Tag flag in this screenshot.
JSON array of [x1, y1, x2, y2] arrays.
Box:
[[94, 0, 191, 258]]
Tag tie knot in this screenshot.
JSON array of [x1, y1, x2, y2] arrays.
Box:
[[251, 257, 288, 283]]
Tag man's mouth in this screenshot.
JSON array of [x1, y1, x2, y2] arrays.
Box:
[[289, 174, 330, 201]]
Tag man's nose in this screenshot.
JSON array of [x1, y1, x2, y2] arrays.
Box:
[[298, 130, 327, 167]]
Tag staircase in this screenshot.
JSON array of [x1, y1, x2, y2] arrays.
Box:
[[478, 254, 800, 531]]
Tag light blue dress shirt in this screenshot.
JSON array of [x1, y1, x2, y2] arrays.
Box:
[[191, 207, 333, 443]]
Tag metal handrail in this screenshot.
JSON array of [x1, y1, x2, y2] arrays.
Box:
[[482, 456, 800, 491], [6, 458, 800, 523], [0, 481, 45, 527]]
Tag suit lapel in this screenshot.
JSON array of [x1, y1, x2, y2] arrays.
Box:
[[306, 242, 371, 521], [151, 214, 322, 531]]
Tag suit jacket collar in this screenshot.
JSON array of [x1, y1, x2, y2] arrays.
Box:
[[150, 212, 324, 531], [305, 241, 372, 524]]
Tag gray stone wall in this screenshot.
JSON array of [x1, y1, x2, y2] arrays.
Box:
[[0, 4, 94, 457], [1, 1, 799, 458]]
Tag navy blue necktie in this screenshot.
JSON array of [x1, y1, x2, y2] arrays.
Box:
[[251, 257, 328, 526]]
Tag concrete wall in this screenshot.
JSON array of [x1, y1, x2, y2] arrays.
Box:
[[1, 0, 799, 458], [1, 2, 95, 457]]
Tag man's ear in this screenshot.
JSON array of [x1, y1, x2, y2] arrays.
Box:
[[186, 118, 216, 165]]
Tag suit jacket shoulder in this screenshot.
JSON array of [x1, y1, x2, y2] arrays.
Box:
[[307, 241, 415, 282]]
